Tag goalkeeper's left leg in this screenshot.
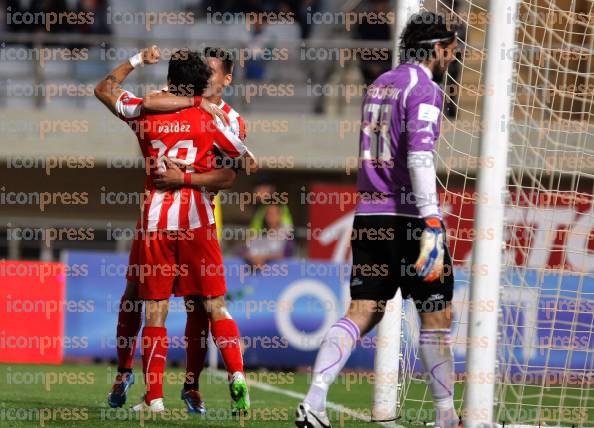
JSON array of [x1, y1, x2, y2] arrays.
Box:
[[418, 306, 458, 428], [401, 217, 457, 428]]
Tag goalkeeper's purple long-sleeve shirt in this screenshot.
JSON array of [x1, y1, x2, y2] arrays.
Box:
[[355, 63, 443, 219]]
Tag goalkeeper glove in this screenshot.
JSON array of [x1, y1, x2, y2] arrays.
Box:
[[414, 217, 445, 282]]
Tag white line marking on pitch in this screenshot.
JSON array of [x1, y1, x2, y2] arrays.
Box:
[[211, 369, 405, 427]]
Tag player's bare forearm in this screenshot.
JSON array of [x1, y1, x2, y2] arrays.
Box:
[[94, 46, 160, 115], [153, 157, 237, 191], [189, 168, 237, 192], [143, 91, 193, 113], [143, 92, 231, 125], [94, 62, 135, 114]]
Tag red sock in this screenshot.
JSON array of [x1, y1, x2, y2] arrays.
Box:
[[116, 297, 143, 371], [185, 308, 210, 388], [141, 326, 168, 403], [211, 319, 243, 374]]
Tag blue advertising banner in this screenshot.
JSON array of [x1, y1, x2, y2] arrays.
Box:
[[63, 251, 373, 368], [402, 269, 593, 376], [63, 251, 593, 374]]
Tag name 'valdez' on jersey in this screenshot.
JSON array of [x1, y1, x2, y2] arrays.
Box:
[[115, 91, 247, 231]]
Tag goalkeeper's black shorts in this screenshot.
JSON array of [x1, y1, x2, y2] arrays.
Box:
[[349, 214, 454, 313]]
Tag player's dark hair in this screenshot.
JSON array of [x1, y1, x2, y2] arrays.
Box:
[[204, 47, 234, 75], [167, 48, 212, 96], [399, 12, 457, 64]]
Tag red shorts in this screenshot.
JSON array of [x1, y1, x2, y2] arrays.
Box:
[[127, 225, 226, 300]]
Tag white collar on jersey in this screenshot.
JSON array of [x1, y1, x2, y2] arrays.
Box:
[[418, 63, 433, 80]]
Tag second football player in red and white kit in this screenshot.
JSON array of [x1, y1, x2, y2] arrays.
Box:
[[145, 47, 252, 414], [107, 47, 254, 414], [95, 47, 251, 413]]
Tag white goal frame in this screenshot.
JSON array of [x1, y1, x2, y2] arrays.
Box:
[[462, 0, 520, 427]]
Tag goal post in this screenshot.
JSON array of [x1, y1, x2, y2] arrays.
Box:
[[462, 0, 520, 427]]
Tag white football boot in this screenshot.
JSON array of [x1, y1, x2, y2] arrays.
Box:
[[131, 397, 165, 412]]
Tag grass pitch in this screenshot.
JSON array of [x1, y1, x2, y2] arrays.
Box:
[[0, 363, 390, 427], [0, 364, 591, 427]]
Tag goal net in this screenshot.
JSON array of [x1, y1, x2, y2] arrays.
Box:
[[390, 0, 594, 426]]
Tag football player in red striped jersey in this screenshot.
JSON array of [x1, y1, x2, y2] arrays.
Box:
[[144, 47, 254, 414], [95, 47, 252, 413]]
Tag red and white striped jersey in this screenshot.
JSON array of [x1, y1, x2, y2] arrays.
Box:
[[115, 91, 247, 231], [219, 99, 246, 142]]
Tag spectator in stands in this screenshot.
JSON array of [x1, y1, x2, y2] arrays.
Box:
[[444, 0, 463, 118], [239, 0, 275, 13], [242, 177, 295, 270], [0, 1, 6, 33], [353, 0, 393, 86], [202, 0, 236, 13], [281, 0, 320, 39], [29, 0, 71, 36], [4, 0, 26, 33], [243, 204, 296, 270], [205, 0, 276, 14], [244, 11, 273, 82], [250, 177, 293, 232], [75, 0, 111, 37]]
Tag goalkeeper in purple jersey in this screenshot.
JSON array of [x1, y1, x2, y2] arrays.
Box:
[[296, 12, 459, 428]]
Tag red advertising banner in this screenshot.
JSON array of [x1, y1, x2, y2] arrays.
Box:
[[306, 183, 477, 263], [502, 189, 593, 272], [308, 184, 594, 272], [0, 261, 66, 364], [307, 184, 358, 262]]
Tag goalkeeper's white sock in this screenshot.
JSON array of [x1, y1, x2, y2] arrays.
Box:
[[303, 317, 360, 412], [419, 329, 458, 428]]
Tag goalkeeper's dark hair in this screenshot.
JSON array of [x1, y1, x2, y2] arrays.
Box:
[[167, 48, 212, 96], [204, 47, 234, 75], [399, 12, 457, 64]]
